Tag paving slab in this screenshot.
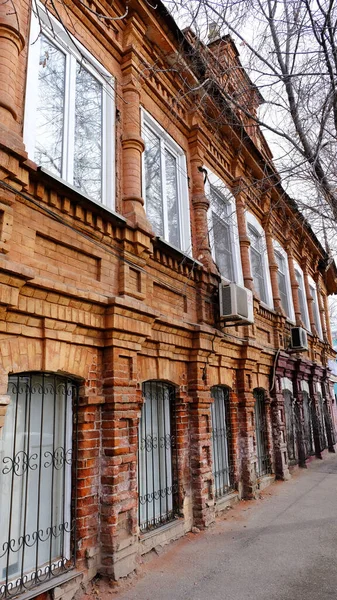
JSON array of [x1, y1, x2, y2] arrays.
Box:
[[85, 453, 337, 600]]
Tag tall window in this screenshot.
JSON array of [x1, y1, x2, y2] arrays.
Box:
[[142, 111, 191, 253], [206, 173, 243, 284], [0, 373, 78, 599], [209, 186, 234, 280], [138, 382, 179, 533], [248, 225, 268, 303], [254, 390, 270, 477], [294, 266, 310, 329], [211, 387, 233, 498], [24, 5, 114, 206]]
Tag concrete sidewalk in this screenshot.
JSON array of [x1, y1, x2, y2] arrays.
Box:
[[88, 453, 337, 600]]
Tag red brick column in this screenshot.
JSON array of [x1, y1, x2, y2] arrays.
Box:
[[188, 126, 216, 272], [121, 20, 153, 235], [76, 395, 102, 577], [100, 347, 141, 579], [322, 292, 332, 345], [237, 387, 257, 498], [234, 180, 253, 291], [188, 359, 215, 528], [0, 3, 24, 132], [287, 248, 302, 326], [301, 257, 316, 334], [314, 275, 328, 341], [265, 225, 282, 312]]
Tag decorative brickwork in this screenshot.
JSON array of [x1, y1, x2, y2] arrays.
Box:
[[0, 1, 336, 598]]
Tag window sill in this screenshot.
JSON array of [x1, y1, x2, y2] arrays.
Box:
[[9, 569, 82, 600], [154, 237, 203, 268], [37, 167, 126, 225]]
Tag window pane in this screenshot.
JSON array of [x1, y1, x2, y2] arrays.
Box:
[[275, 251, 289, 316], [35, 37, 65, 176], [212, 213, 233, 280], [144, 126, 164, 237], [139, 382, 177, 532], [295, 271, 308, 326], [165, 149, 180, 247], [248, 226, 267, 303], [74, 65, 103, 202], [250, 245, 267, 303], [209, 186, 234, 280], [0, 374, 73, 595]]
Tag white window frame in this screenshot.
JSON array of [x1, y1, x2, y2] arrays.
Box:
[[24, 2, 115, 208], [141, 109, 191, 254], [272, 241, 295, 322], [205, 170, 243, 285], [308, 275, 323, 339], [246, 212, 273, 309], [294, 262, 311, 331]]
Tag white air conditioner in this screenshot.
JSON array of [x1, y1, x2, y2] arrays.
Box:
[[219, 282, 254, 324], [290, 327, 308, 351]]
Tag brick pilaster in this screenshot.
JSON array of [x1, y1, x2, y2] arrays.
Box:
[[100, 347, 140, 579], [188, 126, 216, 273], [188, 359, 215, 528], [287, 249, 302, 326], [234, 180, 253, 291]]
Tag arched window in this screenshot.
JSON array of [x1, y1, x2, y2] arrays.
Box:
[[0, 373, 78, 599], [138, 381, 179, 533], [254, 389, 270, 477], [210, 386, 233, 497]]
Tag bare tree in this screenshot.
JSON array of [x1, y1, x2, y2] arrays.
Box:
[[162, 0, 337, 234]]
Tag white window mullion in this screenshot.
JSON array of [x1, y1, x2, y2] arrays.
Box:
[[102, 79, 114, 208], [161, 139, 169, 241], [64, 54, 76, 184]]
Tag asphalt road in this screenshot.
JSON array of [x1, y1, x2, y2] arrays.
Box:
[[111, 453, 337, 600]]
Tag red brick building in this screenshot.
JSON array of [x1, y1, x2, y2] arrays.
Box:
[[0, 1, 336, 599]]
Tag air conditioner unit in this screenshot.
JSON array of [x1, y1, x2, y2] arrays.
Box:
[[219, 282, 254, 324], [290, 327, 308, 351]]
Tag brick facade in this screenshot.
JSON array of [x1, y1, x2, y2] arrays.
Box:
[[0, 1, 336, 599]]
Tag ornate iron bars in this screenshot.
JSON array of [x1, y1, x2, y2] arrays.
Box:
[[302, 392, 314, 457], [254, 390, 271, 477], [211, 386, 234, 498], [316, 392, 328, 451], [0, 373, 78, 599], [283, 390, 296, 463], [138, 381, 179, 533]]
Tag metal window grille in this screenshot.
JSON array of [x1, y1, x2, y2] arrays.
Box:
[[284, 390, 296, 462], [211, 386, 234, 498], [254, 390, 271, 477], [323, 399, 336, 447], [0, 373, 78, 600], [317, 393, 328, 451], [138, 381, 179, 533], [302, 392, 314, 457]]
